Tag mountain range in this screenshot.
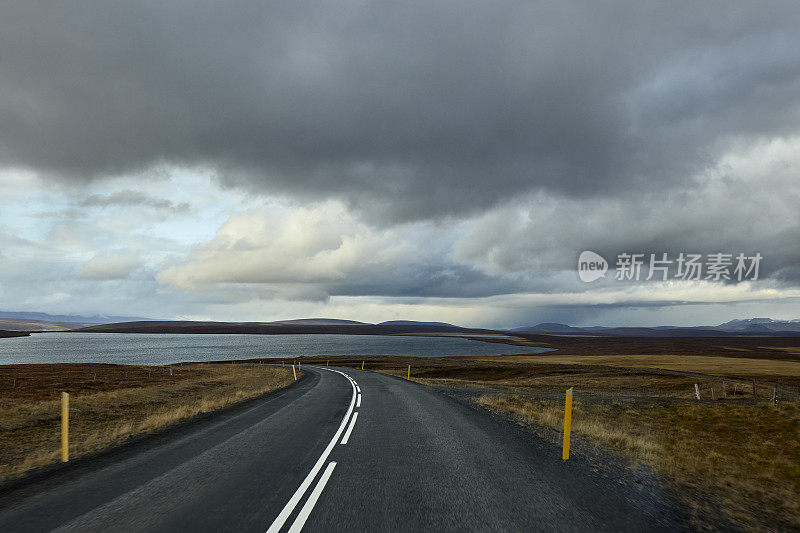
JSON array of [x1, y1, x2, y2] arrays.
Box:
[[2, 310, 799, 336], [0, 310, 151, 328], [511, 318, 800, 336]]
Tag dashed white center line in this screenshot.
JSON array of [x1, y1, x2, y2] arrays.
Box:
[[356, 393, 361, 407], [340, 412, 359, 445], [287, 461, 337, 533], [356, 385, 361, 393], [266, 368, 355, 533]]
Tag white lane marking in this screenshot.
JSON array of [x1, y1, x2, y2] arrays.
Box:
[[266, 368, 355, 533], [356, 393, 361, 408], [356, 385, 361, 393], [287, 461, 337, 533], [340, 412, 359, 445]]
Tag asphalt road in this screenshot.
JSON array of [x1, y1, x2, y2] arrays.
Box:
[[0, 367, 683, 532]]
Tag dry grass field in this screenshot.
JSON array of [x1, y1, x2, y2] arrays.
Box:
[[477, 395, 800, 531], [0, 363, 295, 483], [508, 333, 800, 361], [492, 354, 800, 389]]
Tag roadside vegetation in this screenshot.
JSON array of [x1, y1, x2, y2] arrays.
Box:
[[477, 395, 800, 531], [0, 363, 295, 483], [327, 350, 800, 531]]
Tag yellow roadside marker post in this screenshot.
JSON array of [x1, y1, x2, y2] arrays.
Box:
[[361, 361, 364, 370], [292, 364, 297, 380], [298, 361, 301, 371], [327, 360, 329, 367], [407, 365, 411, 379], [61, 392, 69, 462], [562, 388, 573, 460]]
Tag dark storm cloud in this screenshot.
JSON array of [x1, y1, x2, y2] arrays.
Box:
[[81, 190, 189, 213], [326, 263, 527, 299], [2, 2, 799, 221]]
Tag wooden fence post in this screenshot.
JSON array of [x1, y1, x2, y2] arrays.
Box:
[[61, 392, 69, 462], [562, 388, 573, 460]]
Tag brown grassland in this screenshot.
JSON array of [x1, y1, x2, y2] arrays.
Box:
[[475, 395, 800, 531], [508, 333, 800, 361], [0, 363, 295, 483]]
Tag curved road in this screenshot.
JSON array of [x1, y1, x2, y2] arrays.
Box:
[[0, 367, 682, 532]]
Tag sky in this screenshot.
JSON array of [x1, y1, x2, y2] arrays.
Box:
[[1, 1, 799, 328]]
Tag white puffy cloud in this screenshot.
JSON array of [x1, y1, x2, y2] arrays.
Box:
[[79, 253, 142, 280], [156, 201, 498, 300], [159, 202, 396, 287]]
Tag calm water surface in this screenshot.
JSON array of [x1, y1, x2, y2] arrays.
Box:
[[0, 333, 550, 365]]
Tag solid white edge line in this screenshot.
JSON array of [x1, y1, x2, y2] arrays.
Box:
[[286, 461, 337, 533], [266, 368, 355, 533], [356, 393, 361, 408], [340, 412, 359, 445]]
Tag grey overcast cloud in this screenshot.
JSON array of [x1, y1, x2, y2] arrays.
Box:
[[1, 1, 799, 327]]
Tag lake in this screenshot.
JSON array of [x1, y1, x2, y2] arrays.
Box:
[[0, 332, 551, 365]]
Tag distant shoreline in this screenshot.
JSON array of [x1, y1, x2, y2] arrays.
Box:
[[70, 321, 503, 337], [0, 331, 29, 339]]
